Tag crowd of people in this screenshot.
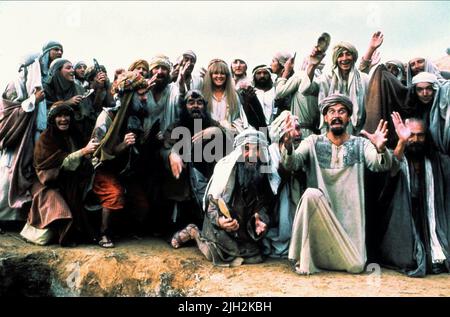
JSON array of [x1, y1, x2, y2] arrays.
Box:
[[0, 31, 449, 277]]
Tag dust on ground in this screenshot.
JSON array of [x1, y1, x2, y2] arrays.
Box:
[[0, 232, 448, 297]]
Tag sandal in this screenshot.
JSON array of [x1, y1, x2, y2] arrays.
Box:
[[171, 224, 199, 249], [317, 32, 331, 53], [98, 235, 115, 248]]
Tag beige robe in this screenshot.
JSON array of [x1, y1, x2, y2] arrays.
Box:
[[281, 134, 393, 274]]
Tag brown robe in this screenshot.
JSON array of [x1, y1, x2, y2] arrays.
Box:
[[30, 123, 95, 245]]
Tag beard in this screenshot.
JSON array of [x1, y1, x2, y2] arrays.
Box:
[[328, 118, 347, 136], [405, 142, 426, 160], [179, 106, 212, 132], [152, 75, 170, 92], [254, 77, 273, 90], [236, 161, 264, 190]]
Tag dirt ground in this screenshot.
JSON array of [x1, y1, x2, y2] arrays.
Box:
[[0, 231, 449, 297]]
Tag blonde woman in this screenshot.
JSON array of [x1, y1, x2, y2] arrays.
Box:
[[202, 59, 248, 133]]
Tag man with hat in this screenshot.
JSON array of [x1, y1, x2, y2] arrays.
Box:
[[128, 59, 150, 78], [303, 33, 384, 135], [145, 54, 182, 134], [39, 40, 63, 82], [159, 89, 231, 248], [271, 52, 293, 79], [185, 128, 278, 266], [74, 61, 89, 89], [171, 50, 203, 91], [281, 93, 394, 275], [252, 64, 276, 125]]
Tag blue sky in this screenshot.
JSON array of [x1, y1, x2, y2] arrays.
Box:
[[0, 1, 449, 87]]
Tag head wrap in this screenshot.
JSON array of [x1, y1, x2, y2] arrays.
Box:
[[47, 101, 74, 124], [233, 128, 269, 150], [111, 71, 149, 96], [182, 50, 197, 62], [252, 64, 271, 78], [319, 93, 353, 116], [273, 52, 292, 67], [42, 41, 63, 55], [412, 72, 438, 86], [128, 59, 149, 72], [386, 60, 405, 80], [49, 58, 71, 77], [74, 61, 87, 70], [148, 54, 172, 72], [332, 42, 358, 67]]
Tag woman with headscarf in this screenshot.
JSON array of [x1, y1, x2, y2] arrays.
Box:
[[21, 101, 99, 246], [43, 58, 96, 143]]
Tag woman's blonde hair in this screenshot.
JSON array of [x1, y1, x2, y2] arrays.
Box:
[[202, 59, 239, 119]]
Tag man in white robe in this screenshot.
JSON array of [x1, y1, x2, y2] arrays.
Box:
[[280, 94, 394, 275]]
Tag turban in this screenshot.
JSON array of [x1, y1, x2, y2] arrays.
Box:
[[386, 60, 404, 71], [47, 101, 74, 124], [332, 42, 358, 67], [233, 128, 269, 150], [182, 50, 197, 62], [42, 41, 63, 55], [111, 71, 149, 95], [273, 52, 292, 67], [128, 59, 149, 72], [252, 64, 271, 78], [319, 93, 353, 115], [412, 72, 438, 86], [74, 61, 87, 70], [148, 54, 172, 72]]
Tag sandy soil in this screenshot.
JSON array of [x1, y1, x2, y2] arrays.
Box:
[[0, 232, 449, 297]]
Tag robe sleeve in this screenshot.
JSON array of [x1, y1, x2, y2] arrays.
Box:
[[61, 149, 84, 171], [280, 137, 311, 171], [363, 138, 393, 172]]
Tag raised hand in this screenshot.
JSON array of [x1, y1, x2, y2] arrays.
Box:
[[360, 119, 388, 153], [391, 111, 411, 143], [369, 31, 384, 50], [309, 45, 326, 67]]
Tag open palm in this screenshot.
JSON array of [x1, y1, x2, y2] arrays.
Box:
[[360, 119, 388, 152], [391, 112, 411, 142]]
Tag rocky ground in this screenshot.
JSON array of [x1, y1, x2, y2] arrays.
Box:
[[0, 231, 449, 297]]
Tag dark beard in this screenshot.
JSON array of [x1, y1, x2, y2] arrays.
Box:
[[254, 78, 273, 90], [328, 118, 347, 136], [330, 126, 345, 136], [152, 76, 170, 92], [405, 142, 426, 160], [236, 161, 264, 190], [179, 106, 212, 133]]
